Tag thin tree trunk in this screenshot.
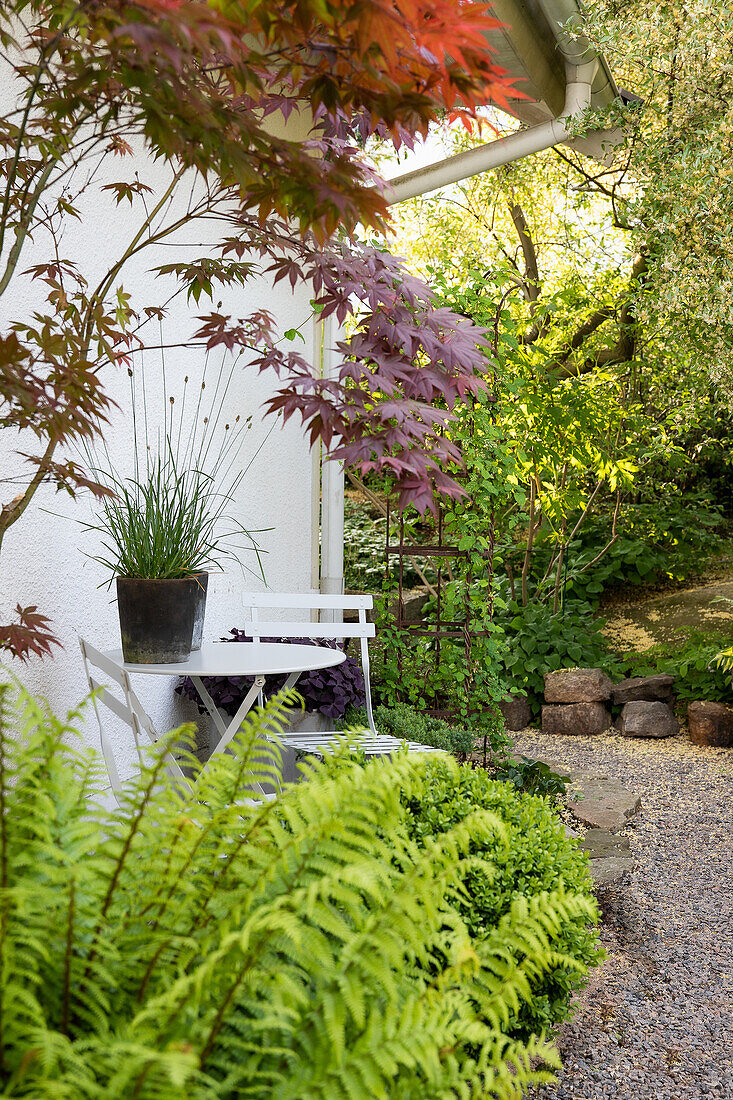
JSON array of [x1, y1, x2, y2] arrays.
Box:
[[506, 560, 516, 602], [521, 477, 538, 607]]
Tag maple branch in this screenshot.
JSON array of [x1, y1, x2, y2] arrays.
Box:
[[554, 307, 617, 366], [82, 165, 188, 348], [0, 159, 56, 297], [0, 437, 56, 551], [0, 5, 89, 261]]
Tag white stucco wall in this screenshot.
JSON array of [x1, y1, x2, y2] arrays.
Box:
[[0, 99, 320, 778]]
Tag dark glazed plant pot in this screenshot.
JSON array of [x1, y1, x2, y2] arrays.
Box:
[[116, 576, 202, 664], [191, 572, 208, 650]]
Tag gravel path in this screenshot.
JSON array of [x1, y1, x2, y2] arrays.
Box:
[[513, 728, 733, 1100]]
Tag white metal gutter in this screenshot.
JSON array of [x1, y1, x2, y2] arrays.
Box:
[[537, 0, 610, 76], [318, 313, 346, 619], [385, 59, 597, 205]]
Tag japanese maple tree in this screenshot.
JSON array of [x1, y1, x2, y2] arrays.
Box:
[[0, 0, 516, 658]]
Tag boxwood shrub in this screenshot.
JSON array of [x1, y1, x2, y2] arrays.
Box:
[[401, 757, 602, 1041]]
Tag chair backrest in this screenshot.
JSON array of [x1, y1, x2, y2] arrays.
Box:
[[79, 638, 187, 801], [240, 592, 378, 734]]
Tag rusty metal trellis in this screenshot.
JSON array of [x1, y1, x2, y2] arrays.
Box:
[[384, 497, 492, 722]]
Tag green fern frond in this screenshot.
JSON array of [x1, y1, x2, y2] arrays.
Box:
[[0, 673, 601, 1098]]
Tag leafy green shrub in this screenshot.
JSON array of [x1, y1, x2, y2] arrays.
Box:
[[501, 496, 726, 613], [372, 701, 479, 755], [498, 599, 620, 711], [402, 759, 601, 1042], [0, 677, 598, 1098], [621, 630, 733, 704], [561, 497, 725, 602], [493, 756, 569, 801]]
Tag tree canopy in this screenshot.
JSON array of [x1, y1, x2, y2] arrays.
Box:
[[0, 0, 517, 657], [583, 0, 733, 384]]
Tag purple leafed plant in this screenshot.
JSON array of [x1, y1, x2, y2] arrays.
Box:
[[193, 231, 490, 514], [176, 629, 366, 721]]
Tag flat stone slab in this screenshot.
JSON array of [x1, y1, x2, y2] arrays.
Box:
[[590, 855, 634, 887], [544, 667, 614, 703], [603, 578, 733, 650], [611, 673, 675, 704], [570, 829, 634, 887], [579, 828, 631, 859], [538, 757, 574, 778], [513, 755, 643, 833], [541, 701, 611, 735], [566, 775, 642, 832]]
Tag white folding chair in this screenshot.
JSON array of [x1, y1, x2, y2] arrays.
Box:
[[240, 593, 444, 760], [80, 639, 277, 807], [79, 638, 189, 803]]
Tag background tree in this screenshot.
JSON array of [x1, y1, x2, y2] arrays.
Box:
[[584, 0, 733, 387], [0, 0, 517, 658], [361, 73, 733, 710], [380, 65, 731, 607]]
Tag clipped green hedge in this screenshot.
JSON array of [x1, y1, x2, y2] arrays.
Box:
[[372, 701, 480, 755], [402, 758, 602, 1041]]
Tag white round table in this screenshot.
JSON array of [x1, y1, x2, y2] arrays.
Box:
[[104, 642, 346, 678], [103, 642, 346, 757]]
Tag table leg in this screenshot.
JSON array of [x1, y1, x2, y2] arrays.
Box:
[[195, 672, 305, 800], [259, 671, 303, 735], [190, 676, 229, 740], [210, 674, 267, 756]]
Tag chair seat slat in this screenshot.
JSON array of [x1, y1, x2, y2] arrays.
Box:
[[283, 732, 445, 756]]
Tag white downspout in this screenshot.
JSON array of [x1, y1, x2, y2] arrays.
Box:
[[384, 60, 597, 205], [318, 313, 345, 618], [319, 59, 598, 602]]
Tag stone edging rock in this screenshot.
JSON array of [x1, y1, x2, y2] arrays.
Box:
[[541, 668, 678, 739]]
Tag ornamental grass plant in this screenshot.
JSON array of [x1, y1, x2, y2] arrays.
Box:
[[0, 675, 601, 1099], [83, 352, 265, 582]]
